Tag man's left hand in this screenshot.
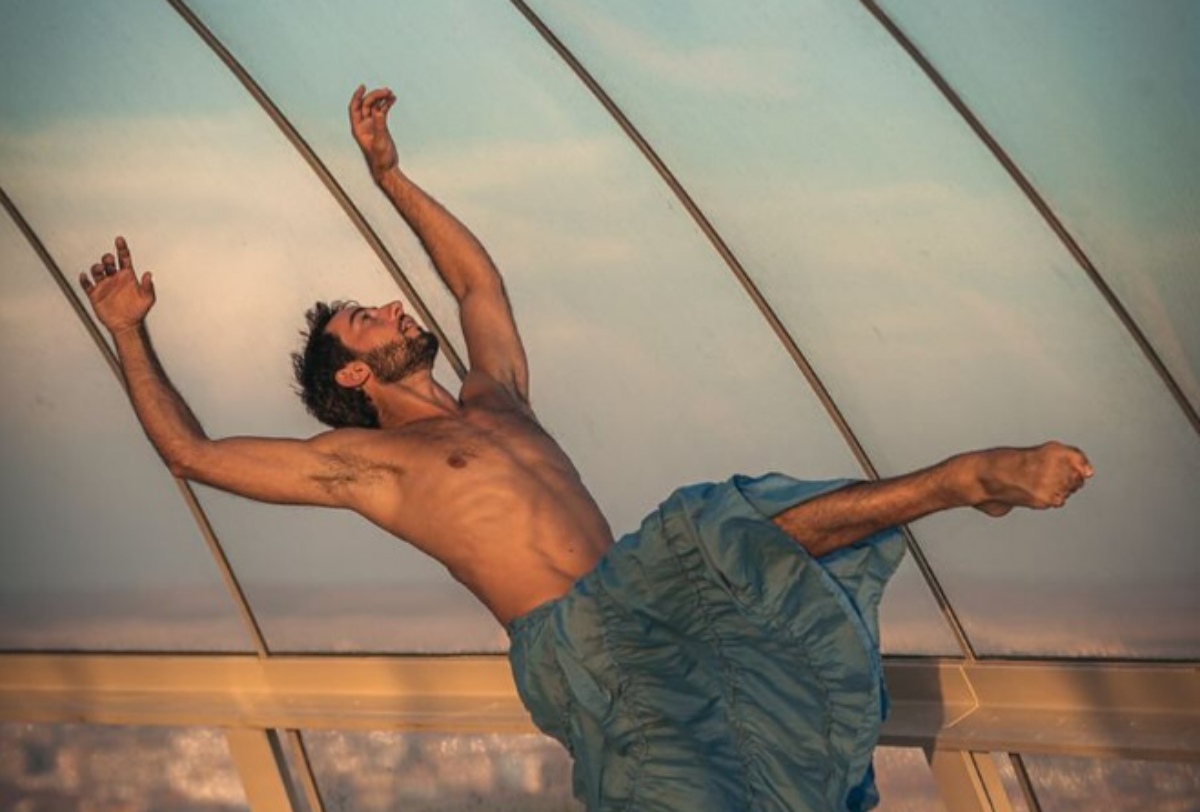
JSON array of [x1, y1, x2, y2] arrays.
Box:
[[350, 84, 399, 182]]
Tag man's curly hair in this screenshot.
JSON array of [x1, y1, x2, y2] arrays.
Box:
[[292, 301, 380, 429]]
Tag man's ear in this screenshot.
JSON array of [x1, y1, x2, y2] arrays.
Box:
[[335, 361, 370, 389]]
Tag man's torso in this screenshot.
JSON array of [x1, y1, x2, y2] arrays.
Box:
[[324, 379, 614, 624]]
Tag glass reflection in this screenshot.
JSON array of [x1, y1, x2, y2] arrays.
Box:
[[0, 204, 250, 652], [873, 747, 947, 812], [880, 0, 1200, 415], [989, 753, 1033, 812], [1024, 754, 1200, 812], [302, 730, 578, 811], [0, 723, 249, 812], [879, 556, 958, 656], [525, 0, 1200, 658]]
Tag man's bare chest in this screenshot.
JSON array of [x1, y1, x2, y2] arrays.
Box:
[[354, 408, 563, 483], [340, 408, 590, 555]]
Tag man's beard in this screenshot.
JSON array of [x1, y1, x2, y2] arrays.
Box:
[[362, 329, 440, 383]]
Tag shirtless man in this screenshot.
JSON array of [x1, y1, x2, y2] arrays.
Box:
[[80, 86, 1092, 812]]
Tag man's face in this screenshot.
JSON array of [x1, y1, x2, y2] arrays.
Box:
[[326, 301, 439, 384]]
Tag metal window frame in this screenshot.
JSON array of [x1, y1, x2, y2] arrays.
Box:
[[1, 654, 1196, 810]]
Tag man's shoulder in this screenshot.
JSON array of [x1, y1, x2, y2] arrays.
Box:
[[459, 368, 532, 413], [308, 425, 386, 452]]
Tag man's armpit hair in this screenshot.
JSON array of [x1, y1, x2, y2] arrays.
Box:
[[311, 449, 396, 496]]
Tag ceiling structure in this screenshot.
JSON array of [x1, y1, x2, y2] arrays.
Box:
[[1, 1, 1197, 810]]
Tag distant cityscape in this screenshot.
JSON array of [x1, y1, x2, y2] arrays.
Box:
[[2, 723, 1197, 811], [0, 724, 951, 812], [0, 724, 580, 812]]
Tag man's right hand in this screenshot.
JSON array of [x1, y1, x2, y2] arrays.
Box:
[[79, 236, 156, 335], [349, 84, 399, 181]]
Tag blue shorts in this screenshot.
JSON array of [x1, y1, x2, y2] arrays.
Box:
[[507, 473, 906, 811]]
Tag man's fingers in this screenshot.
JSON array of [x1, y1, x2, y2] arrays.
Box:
[[350, 86, 396, 134], [116, 236, 133, 271], [81, 237, 141, 297], [1067, 445, 1094, 478], [362, 88, 393, 114]]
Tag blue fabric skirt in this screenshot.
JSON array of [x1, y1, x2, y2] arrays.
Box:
[[507, 473, 906, 811]]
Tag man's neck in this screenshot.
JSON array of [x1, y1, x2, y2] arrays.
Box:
[[369, 374, 462, 428]]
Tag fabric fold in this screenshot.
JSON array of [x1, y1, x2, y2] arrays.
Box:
[[508, 473, 906, 811]]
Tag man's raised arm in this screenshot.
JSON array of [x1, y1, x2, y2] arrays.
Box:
[[80, 238, 360, 508], [349, 85, 529, 402]]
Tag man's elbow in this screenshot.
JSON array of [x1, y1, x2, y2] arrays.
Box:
[[161, 440, 209, 481], [166, 457, 194, 480], [164, 450, 194, 480]]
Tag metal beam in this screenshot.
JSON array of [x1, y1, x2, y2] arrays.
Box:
[[885, 659, 1200, 761], [1009, 752, 1045, 812], [1, 655, 1196, 761], [0, 655, 530, 732], [283, 729, 327, 812], [225, 728, 301, 812], [971, 752, 1017, 812], [925, 749, 1014, 812]]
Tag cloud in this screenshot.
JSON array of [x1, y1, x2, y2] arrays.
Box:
[[543, 4, 804, 101]]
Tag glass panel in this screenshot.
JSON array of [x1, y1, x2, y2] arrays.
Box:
[[0, 0, 489, 652], [0, 209, 251, 652], [990, 753, 1033, 812], [302, 730, 578, 811], [181, 0, 958, 654], [1024, 754, 1200, 812], [880, 0, 1200, 415], [0, 723, 249, 811], [880, 557, 958, 656], [525, 0, 1200, 658], [874, 747, 948, 812]]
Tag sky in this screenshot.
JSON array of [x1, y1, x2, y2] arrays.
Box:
[[0, 0, 1198, 666], [2, 2, 1198, 810]]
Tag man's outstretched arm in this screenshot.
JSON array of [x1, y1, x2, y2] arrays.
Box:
[[80, 238, 363, 508], [774, 443, 1094, 557], [349, 85, 529, 402]]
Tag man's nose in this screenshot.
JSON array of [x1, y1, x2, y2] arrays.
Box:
[[383, 301, 404, 319]]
